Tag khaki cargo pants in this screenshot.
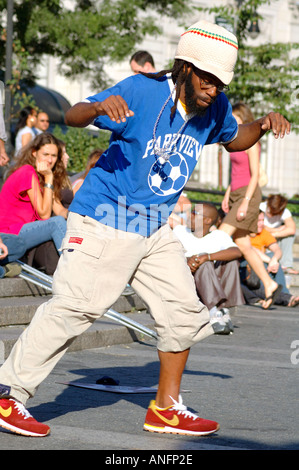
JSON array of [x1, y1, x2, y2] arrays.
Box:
[[0, 213, 212, 404]]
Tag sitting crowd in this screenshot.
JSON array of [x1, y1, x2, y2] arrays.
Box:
[[169, 194, 299, 333]]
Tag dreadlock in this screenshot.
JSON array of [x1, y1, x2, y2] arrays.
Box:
[[140, 59, 190, 119]]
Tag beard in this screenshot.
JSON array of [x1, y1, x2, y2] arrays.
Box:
[[184, 71, 214, 117]]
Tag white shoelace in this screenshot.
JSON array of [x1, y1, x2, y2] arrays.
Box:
[[169, 395, 198, 421], [10, 399, 32, 420]]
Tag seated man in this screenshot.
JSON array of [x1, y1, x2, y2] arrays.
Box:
[[241, 212, 299, 308], [173, 202, 244, 334]]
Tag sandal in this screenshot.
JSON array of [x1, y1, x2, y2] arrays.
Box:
[[288, 295, 299, 308], [263, 284, 283, 310]]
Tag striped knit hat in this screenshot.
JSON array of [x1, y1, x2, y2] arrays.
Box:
[[175, 20, 238, 85]]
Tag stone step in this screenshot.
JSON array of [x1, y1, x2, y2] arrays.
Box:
[[293, 244, 299, 256], [289, 286, 299, 296], [0, 291, 147, 328], [0, 296, 49, 327], [285, 273, 299, 287], [0, 277, 50, 298], [0, 311, 155, 363]]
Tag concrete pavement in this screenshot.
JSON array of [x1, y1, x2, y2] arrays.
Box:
[[1, 301, 298, 451]]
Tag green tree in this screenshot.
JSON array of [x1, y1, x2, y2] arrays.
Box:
[[52, 125, 111, 173], [0, 0, 191, 89], [197, 0, 299, 131], [0, 0, 191, 165]]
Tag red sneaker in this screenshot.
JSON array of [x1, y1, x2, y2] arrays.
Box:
[[0, 398, 50, 437], [144, 395, 219, 436]]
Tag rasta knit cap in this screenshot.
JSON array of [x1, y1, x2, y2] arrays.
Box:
[[175, 20, 238, 85]]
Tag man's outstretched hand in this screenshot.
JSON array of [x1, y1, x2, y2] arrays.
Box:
[[260, 112, 291, 139]]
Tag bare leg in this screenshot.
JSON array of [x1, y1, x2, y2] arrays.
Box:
[[220, 223, 278, 309], [155, 349, 190, 408], [236, 235, 278, 307]]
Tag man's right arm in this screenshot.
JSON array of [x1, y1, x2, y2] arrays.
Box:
[[65, 96, 134, 128]]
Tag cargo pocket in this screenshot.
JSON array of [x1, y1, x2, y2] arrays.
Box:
[[52, 233, 106, 301]]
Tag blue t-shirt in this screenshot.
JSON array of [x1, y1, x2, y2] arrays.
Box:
[[69, 74, 237, 237]]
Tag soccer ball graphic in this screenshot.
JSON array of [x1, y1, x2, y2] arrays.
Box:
[[148, 152, 189, 196]]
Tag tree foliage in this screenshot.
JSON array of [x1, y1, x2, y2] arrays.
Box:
[[197, 0, 299, 131], [0, 0, 190, 88], [52, 125, 111, 173], [1, 0, 298, 131]]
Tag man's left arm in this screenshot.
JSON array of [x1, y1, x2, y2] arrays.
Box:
[[224, 112, 291, 152]]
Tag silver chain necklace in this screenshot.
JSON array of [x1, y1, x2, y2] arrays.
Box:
[[152, 86, 189, 166]]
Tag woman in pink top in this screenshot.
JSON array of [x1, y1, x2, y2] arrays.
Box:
[[0, 133, 68, 256], [219, 102, 282, 309]]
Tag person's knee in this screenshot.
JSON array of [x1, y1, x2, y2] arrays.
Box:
[[51, 215, 67, 231], [1, 234, 26, 261], [235, 238, 252, 257]]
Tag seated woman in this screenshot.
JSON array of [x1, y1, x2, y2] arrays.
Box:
[[14, 106, 38, 156], [25, 138, 74, 274], [260, 194, 298, 274], [0, 133, 68, 260]]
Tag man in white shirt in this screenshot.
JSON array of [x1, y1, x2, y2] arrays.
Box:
[[173, 202, 244, 334], [35, 112, 50, 134]]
